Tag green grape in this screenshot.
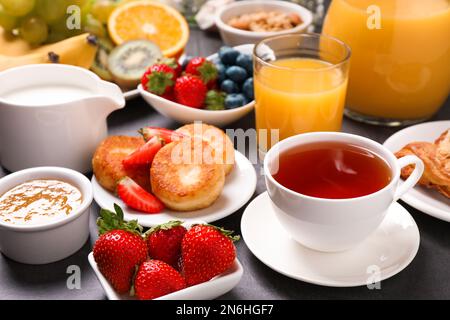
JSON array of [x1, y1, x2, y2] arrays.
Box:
[[83, 13, 106, 37], [47, 17, 82, 43], [20, 16, 48, 44], [91, 0, 116, 24], [80, 0, 95, 25], [69, 0, 90, 7], [36, 0, 67, 24], [0, 7, 18, 31], [0, 0, 36, 17]]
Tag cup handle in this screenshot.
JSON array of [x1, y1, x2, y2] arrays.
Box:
[[394, 155, 424, 201]]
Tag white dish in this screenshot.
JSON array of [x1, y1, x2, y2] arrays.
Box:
[[215, 0, 313, 46], [123, 88, 139, 100], [92, 150, 257, 227], [241, 192, 420, 287], [138, 44, 255, 127], [0, 167, 93, 264], [383, 120, 450, 222], [88, 252, 243, 300]]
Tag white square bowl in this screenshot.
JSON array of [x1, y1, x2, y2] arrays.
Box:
[[88, 252, 243, 300]]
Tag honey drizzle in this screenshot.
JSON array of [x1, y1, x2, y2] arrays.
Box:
[[0, 180, 83, 225]]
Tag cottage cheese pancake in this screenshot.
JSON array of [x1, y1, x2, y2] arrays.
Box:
[[0, 179, 83, 226]]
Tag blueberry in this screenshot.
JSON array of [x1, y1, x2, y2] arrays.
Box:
[[220, 79, 239, 94], [225, 93, 246, 109], [242, 77, 254, 100], [236, 53, 253, 74], [225, 66, 247, 83], [215, 62, 226, 82], [219, 46, 239, 65]]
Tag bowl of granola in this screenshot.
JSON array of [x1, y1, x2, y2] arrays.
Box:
[[215, 0, 313, 46]]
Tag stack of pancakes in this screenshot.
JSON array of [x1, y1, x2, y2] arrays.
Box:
[[92, 123, 235, 211]]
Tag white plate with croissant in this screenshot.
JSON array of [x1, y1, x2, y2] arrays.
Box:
[[384, 121, 450, 222]]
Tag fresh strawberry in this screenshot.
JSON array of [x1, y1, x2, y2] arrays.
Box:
[[134, 260, 186, 300], [138, 127, 185, 143], [122, 136, 163, 168], [141, 64, 176, 97], [117, 177, 164, 214], [93, 204, 147, 294], [174, 75, 207, 108], [181, 224, 239, 286], [157, 57, 182, 77], [185, 57, 218, 88], [145, 220, 187, 269]]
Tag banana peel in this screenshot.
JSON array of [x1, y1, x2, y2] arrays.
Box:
[[0, 30, 98, 72]]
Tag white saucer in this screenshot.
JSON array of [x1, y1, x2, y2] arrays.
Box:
[[241, 192, 420, 287], [92, 150, 257, 227], [383, 120, 450, 222]]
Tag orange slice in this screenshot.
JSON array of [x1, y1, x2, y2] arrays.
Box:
[[108, 1, 189, 58]]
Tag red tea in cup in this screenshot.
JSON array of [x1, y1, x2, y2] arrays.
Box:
[[272, 142, 392, 199]]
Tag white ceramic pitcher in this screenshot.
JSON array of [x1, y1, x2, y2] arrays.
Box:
[[0, 64, 125, 173]]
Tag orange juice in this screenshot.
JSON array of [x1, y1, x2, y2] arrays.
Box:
[[254, 58, 348, 150], [323, 0, 450, 122]]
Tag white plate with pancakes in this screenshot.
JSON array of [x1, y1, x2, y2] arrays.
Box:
[[91, 150, 257, 227]]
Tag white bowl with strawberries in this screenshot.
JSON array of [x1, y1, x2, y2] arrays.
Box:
[[138, 44, 255, 127], [89, 205, 243, 300]]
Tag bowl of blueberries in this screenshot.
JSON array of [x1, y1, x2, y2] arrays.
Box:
[[138, 44, 255, 127]]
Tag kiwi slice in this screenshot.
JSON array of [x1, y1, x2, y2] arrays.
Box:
[[91, 37, 114, 81], [107, 40, 163, 88]]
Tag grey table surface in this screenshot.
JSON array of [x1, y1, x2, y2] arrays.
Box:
[[1, 27, 450, 300]]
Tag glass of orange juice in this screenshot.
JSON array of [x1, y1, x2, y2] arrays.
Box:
[[323, 0, 450, 126], [254, 33, 351, 153]]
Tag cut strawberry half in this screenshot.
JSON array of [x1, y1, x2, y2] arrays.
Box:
[[122, 136, 163, 168], [138, 127, 185, 143], [117, 177, 165, 214]]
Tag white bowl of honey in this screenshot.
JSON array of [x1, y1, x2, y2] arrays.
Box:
[[0, 167, 93, 264]]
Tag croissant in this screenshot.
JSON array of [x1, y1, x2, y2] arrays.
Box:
[[395, 129, 450, 198]]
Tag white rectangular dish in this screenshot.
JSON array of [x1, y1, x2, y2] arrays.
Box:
[[88, 252, 243, 300]]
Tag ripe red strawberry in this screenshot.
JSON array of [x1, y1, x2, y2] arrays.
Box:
[[122, 136, 163, 168], [146, 220, 187, 269], [134, 260, 186, 300], [138, 127, 185, 143], [174, 75, 207, 108], [93, 205, 147, 294], [117, 177, 164, 214], [141, 64, 176, 97], [181, 224, 239, 286], [185, 57, 218, 88], [157, 57, 182, 77]]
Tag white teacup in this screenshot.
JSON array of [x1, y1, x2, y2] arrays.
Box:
[[264, 132, 424, 252]]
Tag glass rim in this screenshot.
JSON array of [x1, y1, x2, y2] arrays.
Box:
[[253, 33, 352, 72]]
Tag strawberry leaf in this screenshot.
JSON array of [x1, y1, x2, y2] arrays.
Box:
[[205, 90, 225, 110], [198, 61, 218, 84], [158, 57, 179, 71], [97, 204, 143, 236], [146, 71, 174, 95], [194, 224, 240, 242], [114, 203, 124, 221], [145, 220, 183, 237]]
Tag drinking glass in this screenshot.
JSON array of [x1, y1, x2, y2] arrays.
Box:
[[253, 33, 351, 153]]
